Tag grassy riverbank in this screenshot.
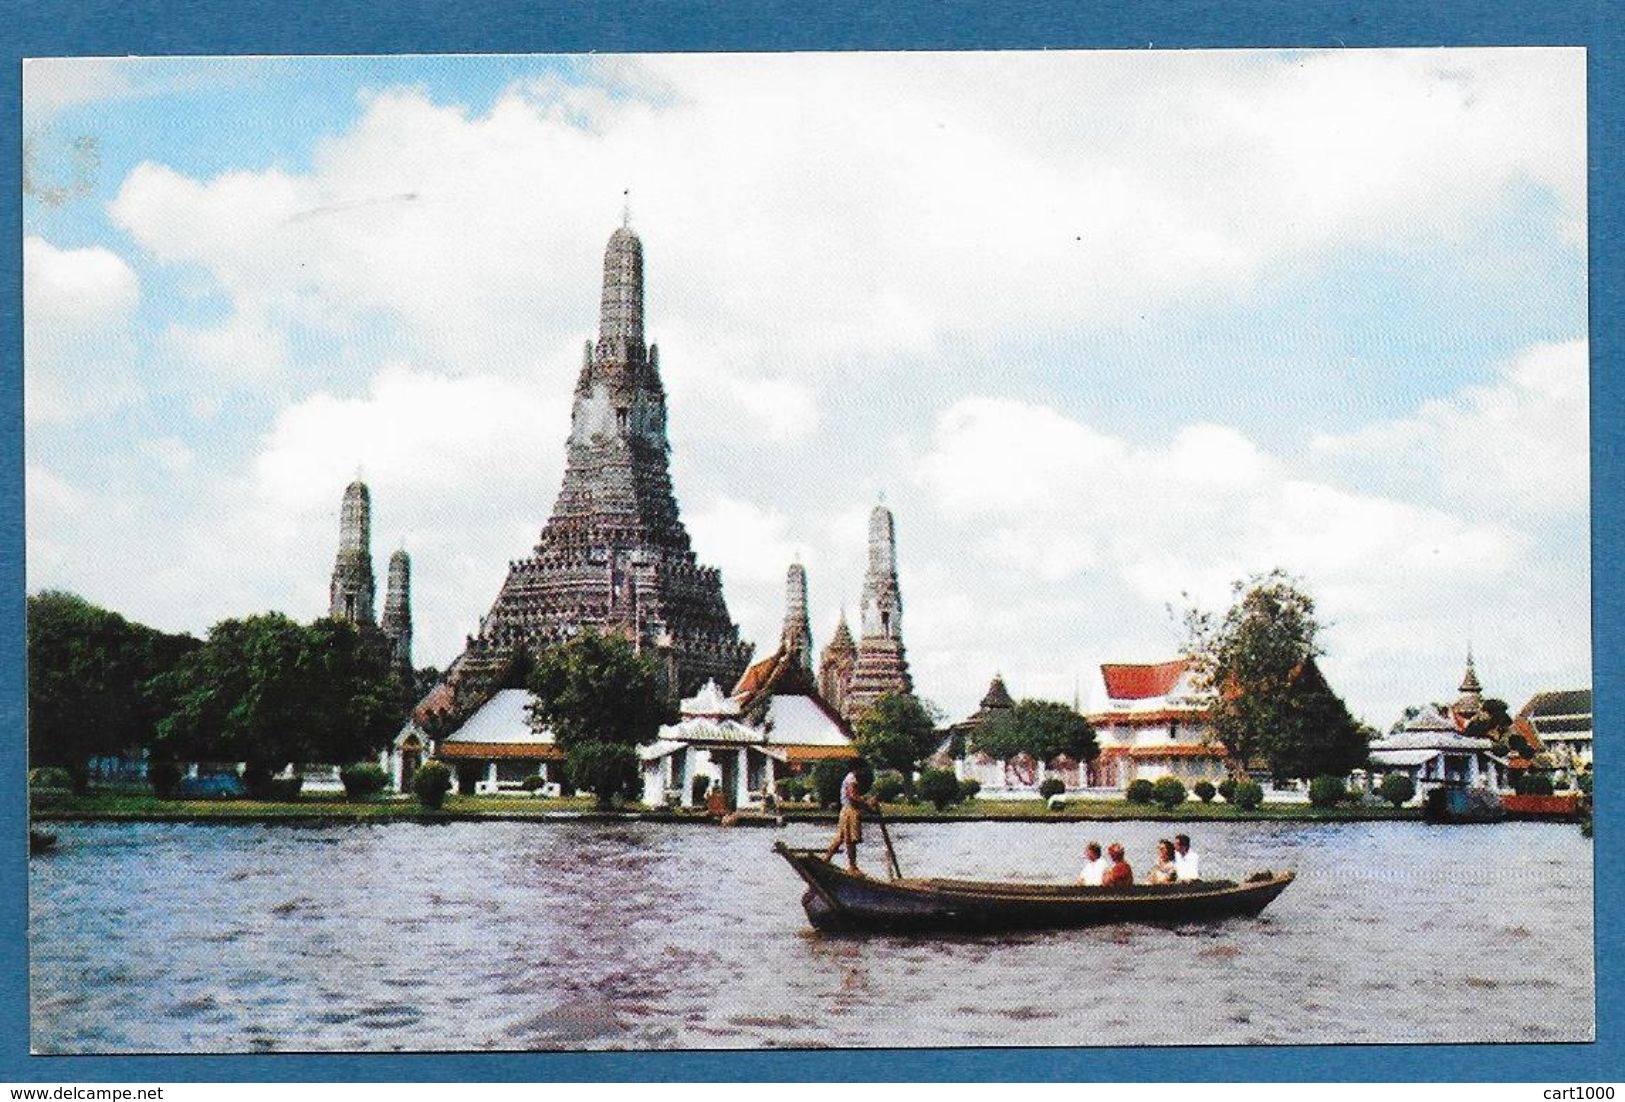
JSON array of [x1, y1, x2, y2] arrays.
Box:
[[31, 791, 1420, 824]]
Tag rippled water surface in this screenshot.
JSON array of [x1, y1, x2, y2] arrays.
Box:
[[30, 818, 1592, 1051]]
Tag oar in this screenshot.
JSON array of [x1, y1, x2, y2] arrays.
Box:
[[875, 803, 903, 881]]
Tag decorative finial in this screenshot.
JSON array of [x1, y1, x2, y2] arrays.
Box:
[[877, 489, 886, 505], [622, 189, 630, 228]]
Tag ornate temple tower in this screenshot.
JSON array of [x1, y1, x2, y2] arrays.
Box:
[[328, 480, 376, 625], [1451, 649, 1485, 729], [449, 221, 752, 700], [381, 548, 413, 680], [819, 611, 857, 718], [843, 502, 913, 719], [781, 561, 814, 672]]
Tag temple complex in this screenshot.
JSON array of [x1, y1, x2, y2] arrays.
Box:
[[432, 221, 752, 713], [328, 480, 376, 625], [839, 502, 913, 719]]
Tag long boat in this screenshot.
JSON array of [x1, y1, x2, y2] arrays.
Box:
[[774, 842, 1294, 933]]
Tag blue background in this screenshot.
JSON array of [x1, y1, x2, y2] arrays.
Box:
[[2, 0, 1617, 1083]]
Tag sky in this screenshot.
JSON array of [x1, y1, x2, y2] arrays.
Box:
[[20, 49, 1589, 727]]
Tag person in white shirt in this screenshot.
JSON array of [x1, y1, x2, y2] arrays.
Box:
[[1079, 841, 1110, 886], [1173, 833, 1201, 881]]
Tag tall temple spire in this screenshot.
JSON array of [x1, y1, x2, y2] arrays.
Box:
[[329, 479, 375, 624], [446, 221, 750, 704], [381, 547, 413, 679], [843, 501, 912, 719], [596, 221, 646, 365], [781, 560, 814, 672]]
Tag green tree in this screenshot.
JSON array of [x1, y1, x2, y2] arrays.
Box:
[[852, 693, 943, 781], [527, 632, 675, 809], [1464, 698, 1515, 753], [153, 613, 402, 780], [1183, 570, 1367, 781], [970, 699, 1098, 766], [812, 759, 851, 807], [27, 591, 199, 789]]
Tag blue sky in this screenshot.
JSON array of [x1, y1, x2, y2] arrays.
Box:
[[22, 49, 1589, 725]]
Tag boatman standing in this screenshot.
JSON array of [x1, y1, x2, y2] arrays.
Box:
[[822, 761, 878, 874], [1174, 833, 1201, 881]]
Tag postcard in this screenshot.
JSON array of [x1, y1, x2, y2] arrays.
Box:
[[22, 49, 1592, 1054]]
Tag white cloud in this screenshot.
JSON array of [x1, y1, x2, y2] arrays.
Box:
[[1312, 339, 1590, 519], [23, 235, 142, 422], [909, 369, 1582, 725], [103, 50, 1584, 407]]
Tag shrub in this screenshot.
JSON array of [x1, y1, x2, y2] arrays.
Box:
[[1047, 795, 1068, 812], [1514, 772, 1555, 796], [339, 762, 389, 799], [1194, 780, 1216, 803], [919, 768, 962, 811], [873, 771, 908, 803], [520, 774, 545, 792], [1308, 774, 1346, 809], [812, 759, 850, 807], [691, 774, 712, 805], [958, 778, 982, 802], [1038, 776, 1066, 800], [267, 776, 304, 802], [29, 767, 73, 792], [1152, 776, 1187, 810], [1217, 777, 1238, 804], [775, 777, 808, 803], [1378, 772, 1416, 808], [148, 760, 183, 799], [1577, 771, 1594, 796], [413, 760, 453, 810], [1125, 778, 1156, 805], [1231, 780, 1264, 811]]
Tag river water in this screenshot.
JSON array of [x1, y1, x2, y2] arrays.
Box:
[[29, 818, 1592, 1052]]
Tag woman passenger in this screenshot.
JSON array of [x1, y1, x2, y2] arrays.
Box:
[[1149, 839, 1179, 884]]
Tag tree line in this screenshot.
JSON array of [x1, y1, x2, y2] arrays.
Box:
[[27, 591, 409, 792], [30, 568, 1374, 802]]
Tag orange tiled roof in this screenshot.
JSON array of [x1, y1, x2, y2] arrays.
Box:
[[1089, 707, 1208, 726], [1100, 659, 1189, 701], [437, 742, 565, 761], [1128, 744, 1227, 759], [782, 745, 859, 763]]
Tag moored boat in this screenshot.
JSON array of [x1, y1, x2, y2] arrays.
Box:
[[773, 842, 1294, 933], [30, 830, 57, 855]]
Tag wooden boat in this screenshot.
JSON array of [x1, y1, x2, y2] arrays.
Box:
[[29, 830, 57, 856], [774, 842, 1294, 933]]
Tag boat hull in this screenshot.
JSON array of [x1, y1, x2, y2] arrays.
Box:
[[775, 843, 1294, 933]]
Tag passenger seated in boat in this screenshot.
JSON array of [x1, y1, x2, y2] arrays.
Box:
[[1078, 842, 1109, 885], [1174, 833, 1201, 881], [1144, 838, 1183, 884], [1101, 843, 1133, 887], [1148, 839, 1179, 884]]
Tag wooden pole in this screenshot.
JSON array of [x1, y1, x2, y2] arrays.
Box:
[[875, 805, 903, 881]]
